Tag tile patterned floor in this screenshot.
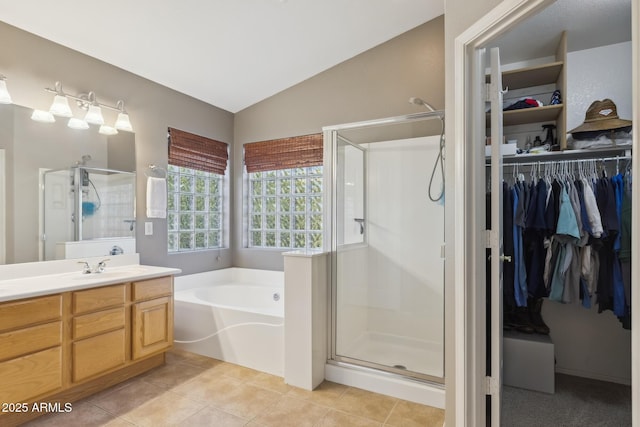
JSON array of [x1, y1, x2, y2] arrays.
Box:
[[23, 349, 445, 426]]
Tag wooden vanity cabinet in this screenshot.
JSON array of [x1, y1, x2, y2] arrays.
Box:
[[0, 294, 63, 403], [0, 275, 174, 427]]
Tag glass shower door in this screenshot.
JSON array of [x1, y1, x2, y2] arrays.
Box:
[[330, 115, 445, 382]]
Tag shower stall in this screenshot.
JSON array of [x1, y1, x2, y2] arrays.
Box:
[[41, 166, 136, 260], [324, 110, 445, 390]]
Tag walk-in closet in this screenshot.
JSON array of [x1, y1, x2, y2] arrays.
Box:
[[484, 1, 633, 425]]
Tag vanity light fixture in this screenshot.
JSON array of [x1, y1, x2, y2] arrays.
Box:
[[32, 81, 134, 132], [68, 117, 89, 130], [114, 100, 133, 132], [31, 109, 56, 123], [0, 75, 12, 104], [98, 124, 118, 135], [83, 92, 104, 125], [48, 82, 73, 117]]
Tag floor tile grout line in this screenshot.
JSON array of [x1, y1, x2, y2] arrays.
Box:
[[383, 399, 400, 425]]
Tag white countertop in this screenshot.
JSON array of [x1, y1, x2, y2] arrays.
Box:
[[0, 257, 181, 302]]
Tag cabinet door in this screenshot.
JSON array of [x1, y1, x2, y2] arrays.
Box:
[[132, 296, 173, 360], [72, 329, 126, 382]]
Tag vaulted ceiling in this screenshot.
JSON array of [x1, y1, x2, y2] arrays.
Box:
[[0, 0, 444, 113]]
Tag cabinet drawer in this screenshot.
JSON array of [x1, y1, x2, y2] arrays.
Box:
[[132, 276, 173, 301], [73, 307, 126, 340], [0, 346, 62, 402], [72, 328, 126, 382], [73, 284, 126, 314], [0, 321, 62, 361], [0, 294, 62, 332]]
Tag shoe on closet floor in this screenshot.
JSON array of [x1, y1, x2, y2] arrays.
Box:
[[513, 307, 535, 334], [529, 298, 550, 334]]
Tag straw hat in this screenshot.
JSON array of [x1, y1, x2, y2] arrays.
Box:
[[568, 99, 632, 134]]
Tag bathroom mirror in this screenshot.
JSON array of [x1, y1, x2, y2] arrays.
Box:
[[0, 103, 136, 264]]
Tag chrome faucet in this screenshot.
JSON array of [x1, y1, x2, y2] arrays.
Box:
[[78, 261, 92, 274], [77, 259, 110, 274], [95, 259, 110, 273]]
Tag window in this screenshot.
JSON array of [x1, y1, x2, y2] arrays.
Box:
[[167, 127, 228, 252], [244, 134, 323, 249]]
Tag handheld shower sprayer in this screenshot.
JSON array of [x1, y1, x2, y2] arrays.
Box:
[[409, 96, 445, 202]]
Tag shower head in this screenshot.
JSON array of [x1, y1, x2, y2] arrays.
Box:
[[77, 154, 92, 166], [409, 97, 436, 112]]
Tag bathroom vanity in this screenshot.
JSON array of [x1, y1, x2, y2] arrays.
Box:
[[0, 258, 179, 426]]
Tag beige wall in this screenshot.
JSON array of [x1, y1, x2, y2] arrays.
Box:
[[0, 16, 445, 274], [233, 15, 445, 270], [0, 21, 234, 274]]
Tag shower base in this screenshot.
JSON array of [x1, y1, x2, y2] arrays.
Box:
[[342, 331, 443, 379]]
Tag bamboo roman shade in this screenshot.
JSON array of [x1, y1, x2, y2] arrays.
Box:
[[244, 133, 323, 173], [168, 127, 229, 175]]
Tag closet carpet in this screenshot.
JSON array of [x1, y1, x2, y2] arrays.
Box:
[[502, 373, 631, 426]]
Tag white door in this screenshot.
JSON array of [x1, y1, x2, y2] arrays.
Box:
[[487, 46, 505, 427]]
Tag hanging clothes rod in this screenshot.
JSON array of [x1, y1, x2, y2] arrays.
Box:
[[487, 155, 632, 168]]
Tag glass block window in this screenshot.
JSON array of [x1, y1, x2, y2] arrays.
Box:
[[248, 166, 322, 249], [167, 165, 223, 252]]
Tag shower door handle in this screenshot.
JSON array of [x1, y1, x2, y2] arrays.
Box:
[[354, 218, 365, 234]]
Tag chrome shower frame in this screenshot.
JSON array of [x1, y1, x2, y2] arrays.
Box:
[[322, 110, 446, 385]]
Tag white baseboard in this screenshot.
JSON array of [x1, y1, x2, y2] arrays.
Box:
[[555, 367, 631, 386]]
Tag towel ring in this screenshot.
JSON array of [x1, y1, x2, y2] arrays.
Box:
[[145, 164, 167, 178]]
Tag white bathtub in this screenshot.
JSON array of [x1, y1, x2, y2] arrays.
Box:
[[173, 268, 284, 376]]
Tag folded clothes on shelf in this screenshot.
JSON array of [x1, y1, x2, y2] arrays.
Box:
[[504, 97, 544, 111]]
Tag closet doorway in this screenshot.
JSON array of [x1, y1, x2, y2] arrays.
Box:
[[452, 0, 638, 425]]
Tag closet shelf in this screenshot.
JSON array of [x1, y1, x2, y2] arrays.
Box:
[[486, 104, 563, 127], [492, 146, 632, 165], [497, 61, 563, 90]]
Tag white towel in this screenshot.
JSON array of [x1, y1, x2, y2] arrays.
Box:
[[146, 177, 167, 218]]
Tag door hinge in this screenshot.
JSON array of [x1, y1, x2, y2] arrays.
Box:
[[485, 376, 499, 396], [485, 229, 498, 248], [440, 244, 445, 259]]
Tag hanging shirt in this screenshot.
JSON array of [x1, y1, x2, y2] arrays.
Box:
[[503, 182, 516, 309], [512, 186, 527, 307], [582, 178, 603, 238]]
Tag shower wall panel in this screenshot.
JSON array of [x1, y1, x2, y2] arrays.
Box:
[[365, 136, 444, 349]]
